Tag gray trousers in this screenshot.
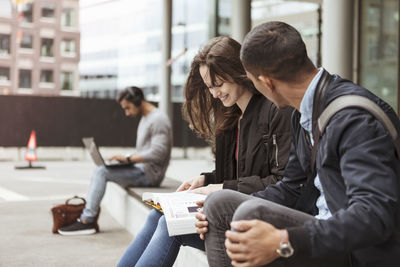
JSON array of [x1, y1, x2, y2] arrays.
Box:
[[204, 190, 350, 267], [81, 165, 150, 222]]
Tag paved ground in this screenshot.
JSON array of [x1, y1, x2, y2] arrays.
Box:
[[0, 159, 213, 267]]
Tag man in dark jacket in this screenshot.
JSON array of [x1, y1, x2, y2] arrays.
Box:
[[199, 21, 400, 267]]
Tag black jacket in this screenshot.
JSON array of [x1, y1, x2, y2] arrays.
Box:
[[202, 93, 293, 194], [254, 71, 400, 267]]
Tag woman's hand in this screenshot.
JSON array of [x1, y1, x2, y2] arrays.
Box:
[[190, 184, 223, 195], [176, 175, 205, 192], [195, 200, 208, 240]]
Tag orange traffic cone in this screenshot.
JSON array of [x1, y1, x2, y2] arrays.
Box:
[[25, 130, 37, 162], [15, 130, 45, 169]]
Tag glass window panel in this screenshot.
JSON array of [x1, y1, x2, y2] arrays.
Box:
[[19, 69, 32, 88], [41, 69, 54, 83], [61, 71, 73, 90], [0, 34, 10, 55], [22, 3, 33, 23], [218, 0, 231, 36], [0, 67, 10, 81], [169, 0, 208, 101], [62, 8, 75, 27], [20, 34, 33, 49], [61, 39, 76, 55], [251, 0, 320, 66], [359, 0, 399, 111], [0, 0, 12, 17], [41, 38, 54, 57], [41, 2, 55, 18]]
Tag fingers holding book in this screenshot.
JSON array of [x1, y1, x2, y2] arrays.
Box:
[[195, 206, 208, 240]]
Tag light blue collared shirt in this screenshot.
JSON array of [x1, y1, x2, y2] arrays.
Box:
[[299, 68, 332, 220]]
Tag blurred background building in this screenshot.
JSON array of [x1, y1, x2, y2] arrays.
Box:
[[78, 0, 399, 114], [79, 0, 208, 101], [0, 0, 398, 149], [0, 0, 80, 96], [1, 0, 398, 113], [78, 0, 321, 102]]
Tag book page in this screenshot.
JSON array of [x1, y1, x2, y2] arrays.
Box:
[[142, 191, 207, 236], [159, 192, 206, 220]]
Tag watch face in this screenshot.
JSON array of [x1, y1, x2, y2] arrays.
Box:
[[279, 243, 294, 258]]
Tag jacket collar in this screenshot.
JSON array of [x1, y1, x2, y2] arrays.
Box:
[[299, 68, 324, 133], [241, 93, 263, 122]]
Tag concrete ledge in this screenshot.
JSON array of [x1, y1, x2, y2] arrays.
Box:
[[103, 179, 208, 267]]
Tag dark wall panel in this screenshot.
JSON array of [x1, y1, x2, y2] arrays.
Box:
[[0, 95, 207, 147]]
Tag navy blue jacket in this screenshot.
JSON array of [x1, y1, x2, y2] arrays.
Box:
[[253, 72, 400, 267]]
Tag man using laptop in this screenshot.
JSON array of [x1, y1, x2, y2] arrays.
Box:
[[82, 137, 135, 168], [58, 86, 172, 235]]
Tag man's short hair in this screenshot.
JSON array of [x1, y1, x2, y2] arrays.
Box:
[[241, 21, 315, 82], [117, 86, 145, 107]]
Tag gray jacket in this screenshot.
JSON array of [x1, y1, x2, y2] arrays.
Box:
[[136, 109, 172, 186]]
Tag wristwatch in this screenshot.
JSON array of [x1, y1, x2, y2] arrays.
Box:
[[276, 230, 294, 258], [126, 154, 132, 163]]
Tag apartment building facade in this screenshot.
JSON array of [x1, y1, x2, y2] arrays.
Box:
[[0, 0, 80, 96]]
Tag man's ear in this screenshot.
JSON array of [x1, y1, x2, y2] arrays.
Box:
[[258, 75, 275, 92]]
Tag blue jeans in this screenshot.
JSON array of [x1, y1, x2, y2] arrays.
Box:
[[81, 165, 150, 222], [118, 209, 205, 267]]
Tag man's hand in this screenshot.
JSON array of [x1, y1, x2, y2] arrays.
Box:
[[109, 155, 127, 162], [176, 175, 205, 192], [190, 184, 223, 195], [195, 200, 208, 240], [109, 154, 141, 163], [225, 220, 282, 267]]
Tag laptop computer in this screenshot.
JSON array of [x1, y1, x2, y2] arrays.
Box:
[[82, 137, 133, 168]]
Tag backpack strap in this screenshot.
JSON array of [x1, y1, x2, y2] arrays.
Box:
[[318, 95, 400, 158], [311, 70, 332, 171]]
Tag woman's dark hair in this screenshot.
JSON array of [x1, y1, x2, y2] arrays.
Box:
[[241, 21, 315, 82], [182, 36, 257, 146]]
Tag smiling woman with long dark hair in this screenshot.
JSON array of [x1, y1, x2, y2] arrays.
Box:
[[117, 36, 293, 267]]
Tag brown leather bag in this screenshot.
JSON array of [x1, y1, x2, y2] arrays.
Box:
[[51, 196, 86, 234]]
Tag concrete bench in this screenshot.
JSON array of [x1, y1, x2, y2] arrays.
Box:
[[103, 178, 208, 267]]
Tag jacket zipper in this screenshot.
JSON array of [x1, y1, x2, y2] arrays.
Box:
[[236, 121, 241, 179], [273, 134, 279, 167]]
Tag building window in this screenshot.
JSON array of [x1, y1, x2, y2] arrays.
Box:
[[22, 3, 33, 23], [251, 0, 320, 66], [217, 0, 232, 36], [41, 2, 55, 18], [41, 69, 54, 83], [20, 34, 33, 49], [41, 38, 54, 57], [0, 0, 12, 18], [62, 8, 75, 27], [0, 67, 10, 81], [61, 71, 74, 90], [359, 0, 399, 112], [0, 34, 10, 55], [19, 69, 32, 88], [61, 39, 76, 57]]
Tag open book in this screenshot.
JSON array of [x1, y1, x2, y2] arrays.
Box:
[[142, 191, 207, 236]]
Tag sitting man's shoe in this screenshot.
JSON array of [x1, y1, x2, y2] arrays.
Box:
[[58, 219, 97, 236]]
